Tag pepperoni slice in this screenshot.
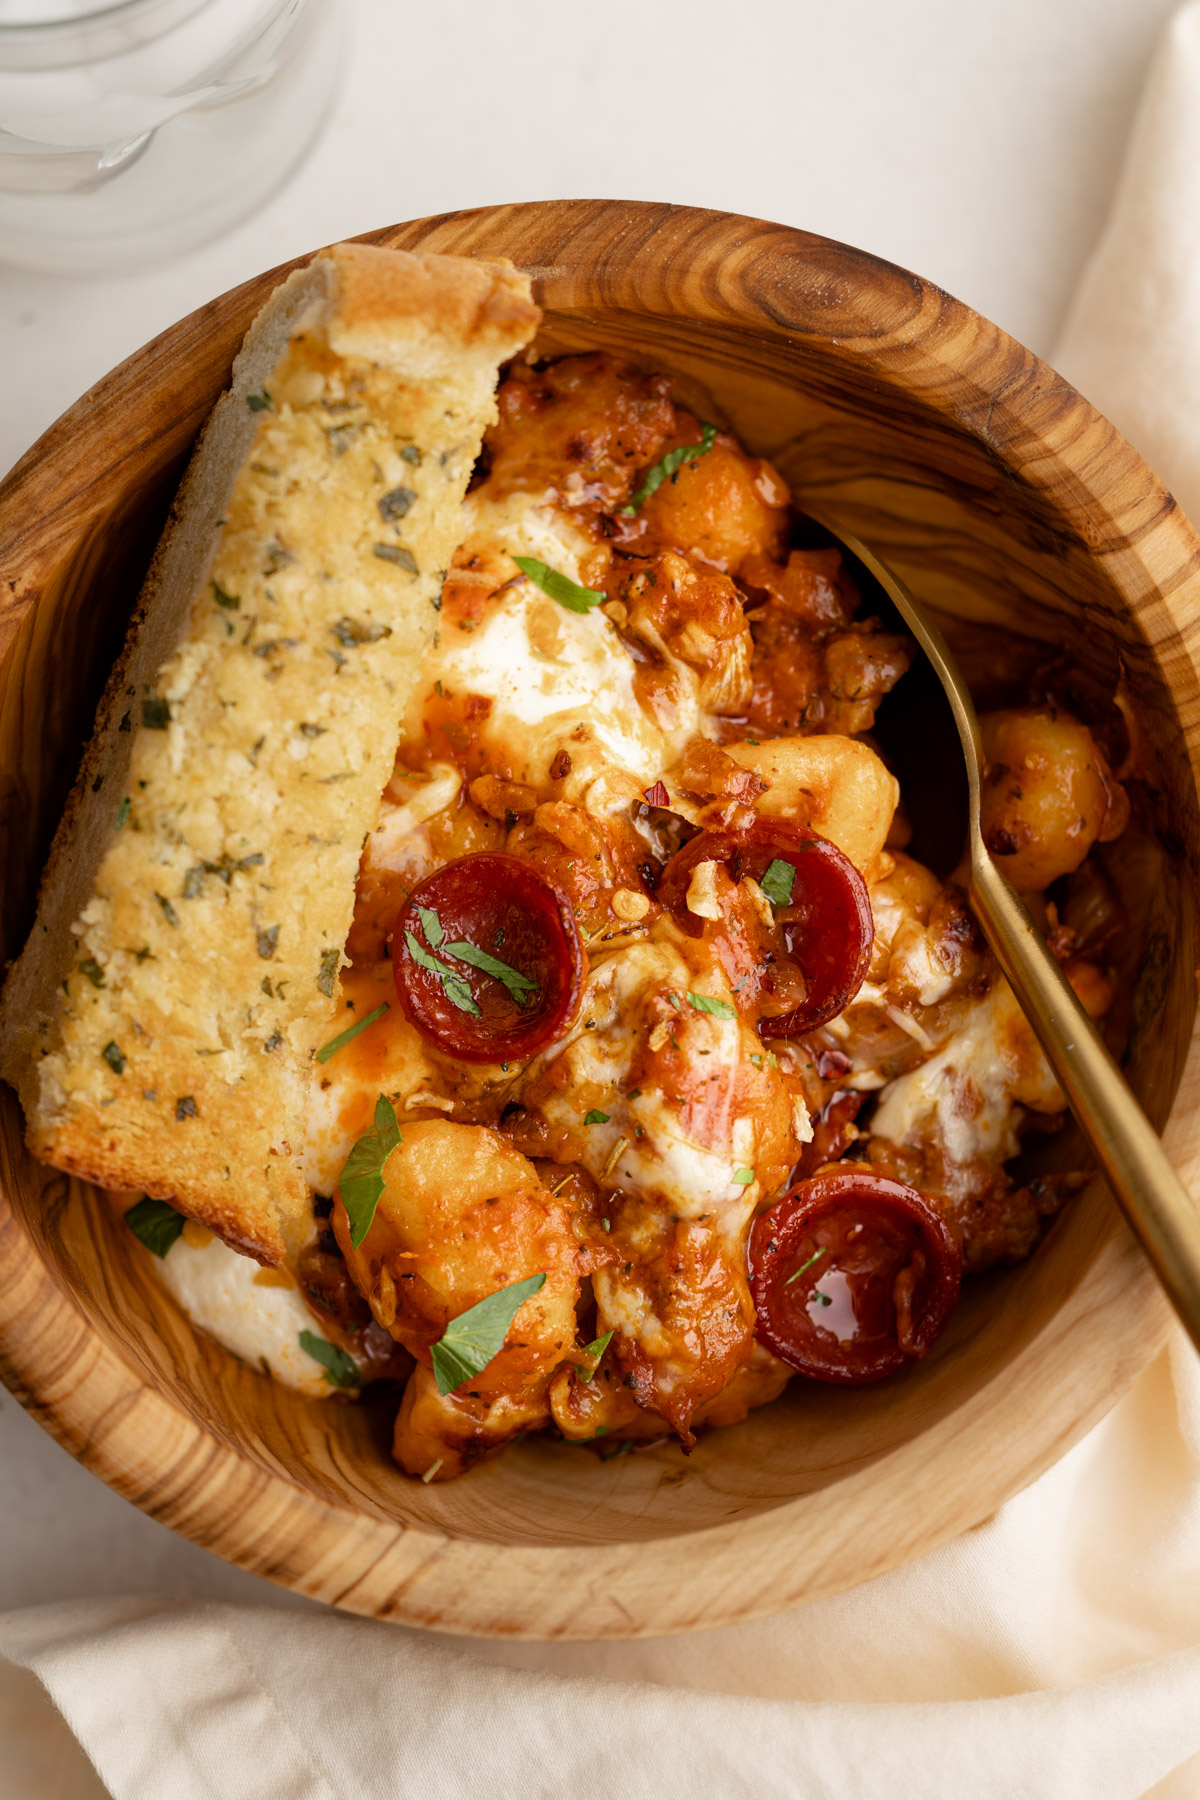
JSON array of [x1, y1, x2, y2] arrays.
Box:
[[392, 853, 584, 1063], [657, 819, 872, 1033], [748, 1169, 962, 1382]]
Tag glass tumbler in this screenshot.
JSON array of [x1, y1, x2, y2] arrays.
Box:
[[0, 0, 343, 274]]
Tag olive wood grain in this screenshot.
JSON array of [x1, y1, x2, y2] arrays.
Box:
[[1, 200, 1198, 1640]]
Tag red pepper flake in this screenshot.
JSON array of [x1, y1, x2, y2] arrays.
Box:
[[644, 779, 670, 808]]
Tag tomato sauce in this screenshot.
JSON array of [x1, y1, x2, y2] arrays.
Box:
[[296, 350, 1127, 1481]]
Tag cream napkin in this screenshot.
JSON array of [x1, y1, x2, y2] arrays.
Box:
[[6, 5, 1200, 1796], [1054, 0, 1200, 527], [1, 1341, 1199, 1800]]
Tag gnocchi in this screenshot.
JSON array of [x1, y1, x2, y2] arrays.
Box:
[[150, 350, 1132, 1479]]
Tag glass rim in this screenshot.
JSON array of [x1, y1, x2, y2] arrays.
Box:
[[0, 0, 167, 33], [0, 0, 283, 70]]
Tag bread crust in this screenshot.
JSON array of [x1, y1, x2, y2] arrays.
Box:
[[0, 245, 539, 1263]]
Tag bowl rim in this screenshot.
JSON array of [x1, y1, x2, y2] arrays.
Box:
[[0, 198, 1193, 1640]]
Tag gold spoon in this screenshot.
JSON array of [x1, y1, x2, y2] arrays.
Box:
[[809, 511, 1200, 1352]]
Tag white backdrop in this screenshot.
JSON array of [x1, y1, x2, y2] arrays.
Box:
[[0, 0, 1182, 481], [0, 0, 1185, 1720]]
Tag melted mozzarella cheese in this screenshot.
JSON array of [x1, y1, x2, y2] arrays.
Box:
[[371, 763, 462, 855], [536, 939, 765, 1216], [436, 584, 658, 776], [596, 1275, 669, 1356], [886, 919, 959, 1009], [464, 486, 599, 578], [154, 1231, 362, 1397], [592, 1196, 757, 1372], [302, 1067, 382, 1198], [411, 492, 706, 790], [302, 488, 756, 1216], [300, 999, 448, 1196], [870, 977, 1064, 1194]]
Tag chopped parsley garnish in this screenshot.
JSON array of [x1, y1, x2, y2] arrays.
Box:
[[175, 1095, 198, 1120], [142, 696, 170, 730], [814, 1290, 833, 1307], [621, 422, 718, 515], [256, 924, 280, 960], [576, 1329, 614, 1381], [317, 949, 340, 997], [686, 991, 736, 1020], [406, 905, 539, 1013], [405, 930, 480, 1016], [430, 1273, 547, 1396], [330, 615, 393, 646], [212, 580, 239, 610], [124, 1197, 184, 1258], [79, 957, 106, 988], [315, 1002, 389, 1064], [400, 445, 421, 465], [416, 904, 444, 947], [443, 939, 538, 1006], [299, 1330, 360, 1388], [184, 851, 263, 888], [339, 1093, 402, 1247], [512, 555, 604, 614], [373, 544, 418, 574], [787, 1246, 828, 1286], [378, 485, 417, 522], [102, 1040, 125, 1075], [583, 1109, 610, 1125], [731, 1167, 755, 1186], [114, 797, 130, 831], [246, 389, 272, 411], [760, 858, 796, 907]]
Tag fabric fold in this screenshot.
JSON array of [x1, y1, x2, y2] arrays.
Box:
[[1055, 3, 1200, 526], [3, 1588, 1200, 1800]]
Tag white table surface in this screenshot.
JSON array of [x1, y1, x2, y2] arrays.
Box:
[[0, 0, 1180, 1619]]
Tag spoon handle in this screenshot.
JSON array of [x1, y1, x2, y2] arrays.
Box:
[[800, 505, 1200, 1347], [970, 843, 1200, 1351]]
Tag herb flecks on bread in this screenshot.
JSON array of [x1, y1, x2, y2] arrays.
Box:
[[0, 243, 540, 1263]]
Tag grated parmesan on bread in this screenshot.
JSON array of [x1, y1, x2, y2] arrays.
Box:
[[0, 243, 540, 1264]]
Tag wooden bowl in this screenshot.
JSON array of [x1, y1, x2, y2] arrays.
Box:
[[1, 200, 1197, 1641]]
